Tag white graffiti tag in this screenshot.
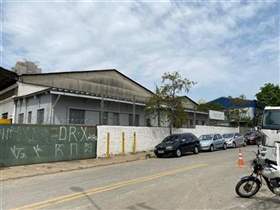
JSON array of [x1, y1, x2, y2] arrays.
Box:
[[33, 144, 43, 158], [55, 144, 64, 157], [88, 134, 97, 142], [84, 143, 92, 154], [80, 127, 88, 142], [70, 143, 78, 156], [10, 145, 26, 160]]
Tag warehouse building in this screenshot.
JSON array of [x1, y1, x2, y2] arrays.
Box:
[[0, 67, 208, 127]]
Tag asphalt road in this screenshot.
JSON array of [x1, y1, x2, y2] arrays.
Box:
[[1, 145, 280, 210]]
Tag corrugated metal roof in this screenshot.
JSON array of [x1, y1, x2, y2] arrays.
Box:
[[20, 69, 153, 103], [0, 67, 18, 90]]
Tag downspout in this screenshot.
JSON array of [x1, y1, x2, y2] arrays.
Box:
[[100, 95, 104, 125], [193, 111, 196, 128], [51, 95, 61, 124], [13, 99, 17, 124], [24, 98, 27, 123], [133, 96, 136, 126]]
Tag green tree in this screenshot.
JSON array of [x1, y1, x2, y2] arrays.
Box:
[[256, 83, 280, 106], [146, 72, 196, 134], [226, 95, 254, 127], [197, 103, 224, 112], [225, 109, 249, 127]]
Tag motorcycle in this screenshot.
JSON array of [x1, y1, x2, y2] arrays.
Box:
[[235, 145, 280, 198]]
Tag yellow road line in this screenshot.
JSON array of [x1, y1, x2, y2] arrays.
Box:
[[12, 163, 208, 210]]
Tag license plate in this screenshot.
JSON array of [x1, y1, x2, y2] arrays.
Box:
[[158, 150, 164, 154]]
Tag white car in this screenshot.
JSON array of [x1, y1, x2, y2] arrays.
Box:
[[223, 133, 246, 148]]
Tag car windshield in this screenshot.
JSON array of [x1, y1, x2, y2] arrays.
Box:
[[162, 135, 180, 143], [245, 131, 253, 136], [249, 132, 257, 137], [223, 134, 234, 138], [199, 135, 213, 141], [263, 109, 280, 130]]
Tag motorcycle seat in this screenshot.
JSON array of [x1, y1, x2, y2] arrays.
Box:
[[265, 159, 277, 166]]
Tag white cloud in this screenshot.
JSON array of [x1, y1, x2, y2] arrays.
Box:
[[2, 0, 279, 101]]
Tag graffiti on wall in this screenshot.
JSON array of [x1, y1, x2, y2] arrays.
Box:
[[0, 125, 97, 166]]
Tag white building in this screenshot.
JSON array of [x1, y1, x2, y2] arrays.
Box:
[[0, 67, 207, 127]]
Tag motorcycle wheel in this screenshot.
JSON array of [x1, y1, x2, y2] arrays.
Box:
[[263, 177, 276, 194], [235, 179, 261, 198]]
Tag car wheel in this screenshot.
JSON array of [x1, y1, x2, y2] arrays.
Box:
[[193, 146, 199, 154], [156, 154, 162, 158], [223, 143, 227, 150], [233, 142, 237, 148], [210, 145, 214, 152], [175, 149, 182, 157]]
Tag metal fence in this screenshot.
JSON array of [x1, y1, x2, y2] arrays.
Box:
[[0, 124, 97, 167]]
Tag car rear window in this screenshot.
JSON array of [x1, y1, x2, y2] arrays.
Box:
[[163, 135, 180, 143], [223, 134, 234, 138], [199, 135, 213, 141]]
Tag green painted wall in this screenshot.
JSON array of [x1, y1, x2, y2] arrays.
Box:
[[0, 125, 97, 167]]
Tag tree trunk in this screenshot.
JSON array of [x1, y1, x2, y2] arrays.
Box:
[[157, 106, 161, 127], [169, 123, 173, 135], [169, 111, 173, 135]]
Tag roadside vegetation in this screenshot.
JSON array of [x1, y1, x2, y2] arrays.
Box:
[[146, 71, 196, 134]]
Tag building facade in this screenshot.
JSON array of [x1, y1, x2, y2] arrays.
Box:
[[0, 67, 208, 127], [208, 97, 261, 126]]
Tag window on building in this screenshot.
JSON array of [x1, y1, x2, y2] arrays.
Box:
[[102, 112, 108, 125], [190, 120, 193, 126], [69, 109, 85, 124], [28, 111, 32, 123], [18, 113, 24, 124], [2, 112, 8, 119], [129, 114, 139, 126], [135, 114, 139, 126], [129, 114, 133, 126], [196, 120, 199, 125], [112, 113, 119, 125], [37, 109, 45, 124], [146, 118, 151, 127]]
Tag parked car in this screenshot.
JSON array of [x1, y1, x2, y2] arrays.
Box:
[[199, 134, 227, 152], [223, 133, 246, 148], [244, 131, 262, 145], [154, 133, 200, 158]]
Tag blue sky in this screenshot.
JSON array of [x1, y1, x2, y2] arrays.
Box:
[[1, 0, 279, 102]]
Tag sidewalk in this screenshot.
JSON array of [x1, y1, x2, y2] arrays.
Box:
[[0, 152, 155, 181]]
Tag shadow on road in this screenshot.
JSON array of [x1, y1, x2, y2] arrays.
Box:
[[247, 195, 280, 210], [70, 186, 102, 210], [126, 202, 157, 210]]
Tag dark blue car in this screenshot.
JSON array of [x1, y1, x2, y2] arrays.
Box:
[[154, 133, 200, 158]]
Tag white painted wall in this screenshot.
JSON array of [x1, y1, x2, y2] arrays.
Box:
[[15, 94, 52, 124], [53, 95, 146, 126], [17, 82, 48, 96], [0, 97, 15, 120], [96, 125, 239, 157], [246, 107, 255, 119]]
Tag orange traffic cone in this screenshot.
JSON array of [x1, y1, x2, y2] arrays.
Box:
[[238, 149, 245, 168]]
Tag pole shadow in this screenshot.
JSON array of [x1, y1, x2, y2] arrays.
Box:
[[70, 186, 102, 210]]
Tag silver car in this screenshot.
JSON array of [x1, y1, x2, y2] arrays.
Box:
[[223, 133, 246, 148], [199, 134, 227, 152]]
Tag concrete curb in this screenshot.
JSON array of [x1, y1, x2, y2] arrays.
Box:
[[0, 152, 156, 182]]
